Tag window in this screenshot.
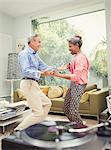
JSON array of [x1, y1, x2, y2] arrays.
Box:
[[32, 10, 107, 88]]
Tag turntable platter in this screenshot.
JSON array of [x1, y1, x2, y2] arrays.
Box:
[[20, 121, 96, 149]]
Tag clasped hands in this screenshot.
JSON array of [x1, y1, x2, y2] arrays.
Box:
[[42, 65, 67, 77], [42, 70, 60, 77]]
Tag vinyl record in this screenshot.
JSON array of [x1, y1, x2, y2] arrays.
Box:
[[20, 121, 96, 149]]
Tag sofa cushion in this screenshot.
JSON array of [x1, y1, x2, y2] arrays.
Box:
[[51, 97, 64, 102], [80, 89, 97, 103], [51, 98, 64, 111], [48, 86, 63, 99], [39, 86, 49, 96]]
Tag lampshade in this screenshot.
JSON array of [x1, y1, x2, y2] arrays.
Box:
[[7, 53, 21, 79]]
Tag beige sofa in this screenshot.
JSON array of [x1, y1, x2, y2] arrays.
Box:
[[13, 84, 109, 118]]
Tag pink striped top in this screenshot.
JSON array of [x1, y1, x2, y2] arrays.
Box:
[[67, 52, 90, 84]]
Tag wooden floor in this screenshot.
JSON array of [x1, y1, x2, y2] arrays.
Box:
[[0, 113, 98, 150]]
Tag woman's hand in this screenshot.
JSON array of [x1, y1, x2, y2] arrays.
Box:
[[41, 71, 54, 76], [56, 65, 67, 71]]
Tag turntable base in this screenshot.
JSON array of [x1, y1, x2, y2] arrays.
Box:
[[2, 121, 111, 150], [2, 134, 110, 150]]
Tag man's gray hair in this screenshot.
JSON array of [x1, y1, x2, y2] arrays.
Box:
[[28, 34, 39, 45]]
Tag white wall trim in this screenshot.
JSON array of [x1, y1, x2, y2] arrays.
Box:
[[0, 33, 12, 38], [105, 0, 111, 87], [31, 0, 105, 23]]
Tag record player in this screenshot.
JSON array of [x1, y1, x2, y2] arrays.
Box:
[[2, 119, 111, 150]]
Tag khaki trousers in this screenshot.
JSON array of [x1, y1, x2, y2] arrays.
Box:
[[15, 80, 52, 130]]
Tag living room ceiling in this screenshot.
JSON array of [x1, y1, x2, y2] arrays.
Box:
[[0, 0, 77, 17], [0, 0, 104, 18]]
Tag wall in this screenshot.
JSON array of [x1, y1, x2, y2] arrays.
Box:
[[12, 16, 32, 91], [0, 12, 32, 97], [13, 16, 32, 53], [0, 12, 14, 96]]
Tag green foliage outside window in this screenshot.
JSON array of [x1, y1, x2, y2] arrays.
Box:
[[90, 39, 108, 77]]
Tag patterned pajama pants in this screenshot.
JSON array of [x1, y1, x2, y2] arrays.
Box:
[[64, 82, 86, 124]]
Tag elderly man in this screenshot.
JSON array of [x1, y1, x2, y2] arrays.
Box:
[[15, 34, 54, 131]]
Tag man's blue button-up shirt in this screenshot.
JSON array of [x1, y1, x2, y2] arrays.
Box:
[[18, 47, 54, 80]]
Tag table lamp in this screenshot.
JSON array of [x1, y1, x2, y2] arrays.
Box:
[[7, 53, 21, 103]]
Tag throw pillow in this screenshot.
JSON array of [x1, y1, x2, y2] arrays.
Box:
[[62, 86, 68, 98], [39, 86, 50, 96], [16, 89, 26, 99], [47, 86, 63, 99], [80, 89, 97, 103]]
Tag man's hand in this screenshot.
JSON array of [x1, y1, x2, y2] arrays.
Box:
[[52, 70, 61, 77]]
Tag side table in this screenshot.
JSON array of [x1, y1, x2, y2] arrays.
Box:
[[0, 115, 23, 133], [0, 101, 29, 133]]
